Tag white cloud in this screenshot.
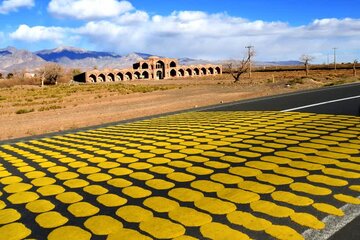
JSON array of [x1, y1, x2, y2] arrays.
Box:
[[73, 12, 360, 61], [10, 24, 69, 43], [48, 0, 134, 20], [116, 10, 149, 25], [8, 8, 360, 62], [307, 18, 360, 37], [0, 0, 34, 14]]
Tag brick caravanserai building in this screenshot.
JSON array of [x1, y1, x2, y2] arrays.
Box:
[[74, 56, 222, 83]]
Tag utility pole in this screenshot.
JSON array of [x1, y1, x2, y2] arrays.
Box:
[[333, 47, 337, 71], [245, 45, 254, 78]]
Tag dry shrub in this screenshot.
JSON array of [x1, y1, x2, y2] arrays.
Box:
[[0, 73, 40, 88], [38, 64, 64, 85], [58, 69, 75, 84], [0, 66, 76, 88], [15, 108, 35, 114]]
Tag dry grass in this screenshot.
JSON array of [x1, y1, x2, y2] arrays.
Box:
[[0, 68, 358, 140], [0, 68, 358, 117], [0, 82, 177, 115], [242, 69, 359, 84], [0, 77, 39, 88]]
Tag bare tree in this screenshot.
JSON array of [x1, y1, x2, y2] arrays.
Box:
[[353, 60, 358, 77], [6, 73, 14, 79], [38, 63, 64, 87], [300, 55, 314, 77], [226, 50, 255, 83]]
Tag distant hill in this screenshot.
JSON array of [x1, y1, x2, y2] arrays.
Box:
[[134, 52, 153, 59], [179, 57, 211, 65], [0, 46, 304, 73], [0, 46, 46, 73], [255, 60, 303, 66], [56, 52, 145, 70], [35, 47, 148, 70], [0, 46, 147, 73], [217, 59, 303, 67], [35, 46, 121, 62]]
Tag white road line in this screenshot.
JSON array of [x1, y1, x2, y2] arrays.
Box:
[[281, 95, 360, 112], [302, 197, 360, 240]]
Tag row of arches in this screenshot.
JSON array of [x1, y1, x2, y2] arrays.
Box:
[[171, 67, 221, 77], [87, 66, 221, 83], [134, 60, 177, 70], [89, 72, 136, 83]]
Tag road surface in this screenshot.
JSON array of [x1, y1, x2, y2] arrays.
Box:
[[0, 83, 359, 240], [203, 82, 360, 116]]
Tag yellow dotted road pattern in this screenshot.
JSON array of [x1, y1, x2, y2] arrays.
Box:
[[0, 111, 359, 239]]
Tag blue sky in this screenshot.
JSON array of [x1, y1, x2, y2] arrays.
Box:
[[130, 0, 359, 25], [0, 0, 359, 62]]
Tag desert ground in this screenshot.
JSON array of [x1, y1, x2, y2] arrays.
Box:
[[0, 69, 358, 141]]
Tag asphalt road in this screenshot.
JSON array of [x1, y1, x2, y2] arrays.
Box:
[[329, 215, 360, 240], [203, 82, 360, 240], [203, 82, 360, 116], [0, 83, 359, 240]]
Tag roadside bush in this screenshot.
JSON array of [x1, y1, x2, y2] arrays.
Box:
[[7, 73, 14, 79], [16, 108, 34, 114]]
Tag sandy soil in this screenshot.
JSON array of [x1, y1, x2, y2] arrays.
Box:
[[0, 71, 357, 141]]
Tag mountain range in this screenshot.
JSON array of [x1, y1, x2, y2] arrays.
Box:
[[0, 46, 302, 73]]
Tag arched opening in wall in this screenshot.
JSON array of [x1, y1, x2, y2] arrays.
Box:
[[201, 68, 207, 75], [170, 61, 177, 68], [89, 74, 96, 83], [156, 60, 165, 69], [156, 70, 163, 80], [142, 71, 149, 79], [170, 69, 177, 77], [133, 63, 140, 70], [186, 69, 192, 76], [116, 73, 123, 81], [125, 72, 132, 80], [215, 67, 221, 74], [98, 74, 105, 82], [155, 60, 165, 79], [194, 68, 200, 76], [142, 63, 149, 69], [208, 68, 214, 75], [178, 69, 185, 77], [107, 73, 115, 82], [134, 72, 141, 79]]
